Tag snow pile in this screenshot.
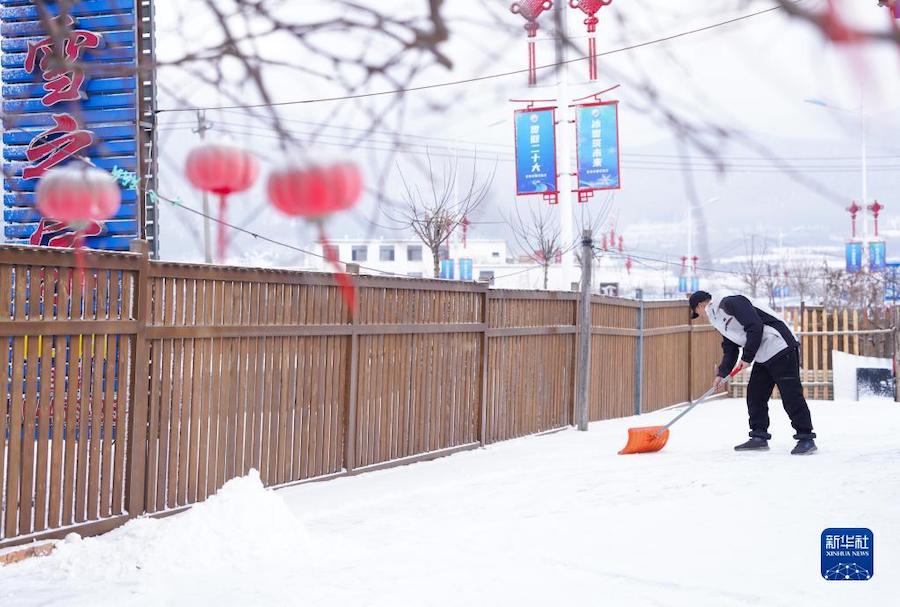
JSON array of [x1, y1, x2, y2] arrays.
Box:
[[3, 401, 899, 606], [0, 470, 312, 607], [832, 350, 893, 401]]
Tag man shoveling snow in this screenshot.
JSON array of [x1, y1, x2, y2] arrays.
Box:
[[689, 290, 817, 455]]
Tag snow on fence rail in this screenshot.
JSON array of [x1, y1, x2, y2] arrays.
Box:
[[0, 242, 720, 549]]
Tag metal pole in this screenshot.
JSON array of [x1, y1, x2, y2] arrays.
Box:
[[634, 290, 644, 415], [687, 205, 693, 287], [556, 4, 576, 289], [575, 229, 593, 431], [861, 89, 869, 269], [194, 110, 213, 264]]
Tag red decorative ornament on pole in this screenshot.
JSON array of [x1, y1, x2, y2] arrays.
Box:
[[268, 162, 364, 310], [867, 200, 884, 237], [36, 164, 121, 271], [569, 0, 613, 80], [847, 200, 861, 238], [186, 142, 259, 264], [510, 0, 553, 86]]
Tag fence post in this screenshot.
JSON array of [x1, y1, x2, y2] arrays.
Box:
[[634, 293, 644, 415], [575, 230, 593, 431], [477, 283, 490, 446], [125, 240, 150, 517], [344, 264, 360, 473], [687, 313, 694, 402]]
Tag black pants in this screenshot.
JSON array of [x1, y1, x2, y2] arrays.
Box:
[[746, 347, 816, 439]]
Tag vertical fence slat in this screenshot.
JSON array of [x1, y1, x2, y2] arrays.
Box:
[[33, 333, 54, 532]]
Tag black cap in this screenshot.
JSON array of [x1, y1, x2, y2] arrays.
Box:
[[689, 290, 712, 319]]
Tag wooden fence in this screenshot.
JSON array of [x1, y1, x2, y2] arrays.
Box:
[[729, 305, 896, 400], [0, 243, 719, 549]]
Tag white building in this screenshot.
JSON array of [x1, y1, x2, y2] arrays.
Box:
[[305, 237, 509, 281]]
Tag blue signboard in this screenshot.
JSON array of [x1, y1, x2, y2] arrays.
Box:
[[691, 277, 699, 292], [1, 0, 146, 251], [678, 276, 688, 293], [514, 108, 557, 196], [459, 258, 473, 281], [575, 102, 620, 191], [439, 259, 454, 280], [869, 241, 886, 272], [846, 242, 863, 273], [884, 262, 900, 303]]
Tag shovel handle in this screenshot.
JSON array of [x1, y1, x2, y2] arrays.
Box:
[[653, 367, 740, 436]]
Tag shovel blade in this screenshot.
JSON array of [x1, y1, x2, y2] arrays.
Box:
[[618, 426, 670, 455]]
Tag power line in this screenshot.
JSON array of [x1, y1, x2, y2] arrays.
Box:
[[156, 191, 564, 282], [155, 3, 796, 114]]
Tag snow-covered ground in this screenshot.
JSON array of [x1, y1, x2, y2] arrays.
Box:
[[1, 399, 898, 606]]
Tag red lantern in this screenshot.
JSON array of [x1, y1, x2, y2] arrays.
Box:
[[267, 162, 364, 312], [36, 164, 122, 274], [37, 164, 121, 227], [268, 163, 361, 219], [185, 142, 259, 263]]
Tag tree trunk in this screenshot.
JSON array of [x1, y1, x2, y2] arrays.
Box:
[[432, 246, 441, 278], [543, 264, 549, 290]]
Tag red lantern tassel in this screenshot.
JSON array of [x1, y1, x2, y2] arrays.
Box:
[[217, 193, 228, 265], [73, 230, 86, 283], [588, 36, 597, 80], [528, 40, 537, 86], [318, 226, 357, 314]]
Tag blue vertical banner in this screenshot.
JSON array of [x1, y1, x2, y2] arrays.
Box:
[[846, 242, 863, 273], [691, 277, 699, 292], [2, 0, 144, 251], [439, 259, 455, 280], [514, 107, 557, 196], [575, 102, 620, 191], [869, 241, 886, 272], [678, 276, 688, 293], [459, 258, 473, 281]]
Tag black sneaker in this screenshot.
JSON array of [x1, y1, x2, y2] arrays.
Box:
[[791, 439, 817, 455], [734, 437, 770, 451]]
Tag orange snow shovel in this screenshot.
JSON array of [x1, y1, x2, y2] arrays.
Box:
[[618, 368, 739, 455]]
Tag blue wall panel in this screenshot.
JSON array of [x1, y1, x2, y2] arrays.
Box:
[[2, 1, 142, 252]]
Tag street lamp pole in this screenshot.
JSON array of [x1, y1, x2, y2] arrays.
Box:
[[686, 197, 717, 289], [556, 3, 576, 290]]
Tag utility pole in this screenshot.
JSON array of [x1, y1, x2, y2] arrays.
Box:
[[555, 3, 575, 290], [860, 88, 869, 270], [193, 109, 214, 264], [575, 229, 593, 431]]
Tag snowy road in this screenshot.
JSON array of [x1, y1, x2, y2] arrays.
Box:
[[1, 399, 898, 606]]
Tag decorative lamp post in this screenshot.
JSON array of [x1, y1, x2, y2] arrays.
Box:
[[268, 162, 364, 310], [569, 0, 613, 80], [847, 200, 861, 238], [510, 0, 553, 86], [185, 142, 259, 263]]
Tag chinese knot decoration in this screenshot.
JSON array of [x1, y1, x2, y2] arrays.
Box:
[[867, 200, 884, 238], [569, 0, 613, 80], [510, 0, 553, 86], [847, 201, 861, 238], [185, 142, 259, 264], [268, 163, 364, 311], [36, 164, 121, 269]]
